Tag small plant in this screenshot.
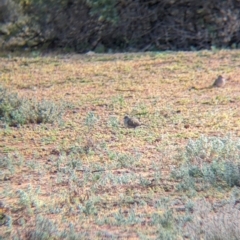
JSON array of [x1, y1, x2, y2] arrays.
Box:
[[109, 95, 126, 110], [83, 112, 99, 153], [30, 100, 64, 124], [152, 209, 180, 240], [172, 135, 240, 191], [107, 150, 142, 168], [139, 175, 151, 187], [184, 199, 240, 240], [104, 208, 144, 226], [107, 116, 119, 129], [0, 153, 24, 175], [0, 86, 29, 126], [85, 111, 98, 130], [94, 171, 137, 188], [0, 86, 65, 126], [17, 185, 42, 210], [80, 200, 98, 216], [21, 216, 60, 240]]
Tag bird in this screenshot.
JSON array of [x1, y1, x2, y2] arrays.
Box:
[[124, 116, 143, 128], [212, 75, 226, 88]]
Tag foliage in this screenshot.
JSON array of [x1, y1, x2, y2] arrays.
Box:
[[1, 0, 240, 51], [0, 86, 64, 126], [184, 198, 240, 240], [0, 0, 27, 47], [86, 0, 119, 24], [172, 135, 240, 191]]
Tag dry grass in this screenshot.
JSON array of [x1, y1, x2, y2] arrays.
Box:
[[0, 50, 240, 239]]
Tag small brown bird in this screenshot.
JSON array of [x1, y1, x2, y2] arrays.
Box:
[[124, 116, 142, 128], [212, 75, 226, 88]]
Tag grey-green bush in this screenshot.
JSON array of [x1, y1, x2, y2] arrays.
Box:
[[172, 135, 240, 190], [0, 86, 64, 126]]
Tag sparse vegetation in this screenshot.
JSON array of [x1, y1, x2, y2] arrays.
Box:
[[0, 86, 65, 126], [1, 50, 240, 239], [172, 135, 240, 191]]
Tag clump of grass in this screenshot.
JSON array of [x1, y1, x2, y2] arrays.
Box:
[[14, 216, 91, 239], [16, 216, 60, 240], [0, 86, 64, 126], [172, 135, 240, 191], [0, 153, 24, 178], [184, 198, 240, 240], [17, 185, 42, 211], [30, 99, 65, 125], [107, 150, 142, 168], [107, 116, 120, 129], [80, 112, 100, 154], [151, 195, 240, 239]]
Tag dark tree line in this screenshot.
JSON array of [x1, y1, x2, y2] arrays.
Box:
[[1, 0, 240, 52]]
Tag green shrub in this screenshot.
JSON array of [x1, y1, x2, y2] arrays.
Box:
[[30, 99, 65, 124], [172, 135, 240, 190], [21, 216, 60, 240], [0, 86, 64, 126], [184, 198, 240, 240]]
